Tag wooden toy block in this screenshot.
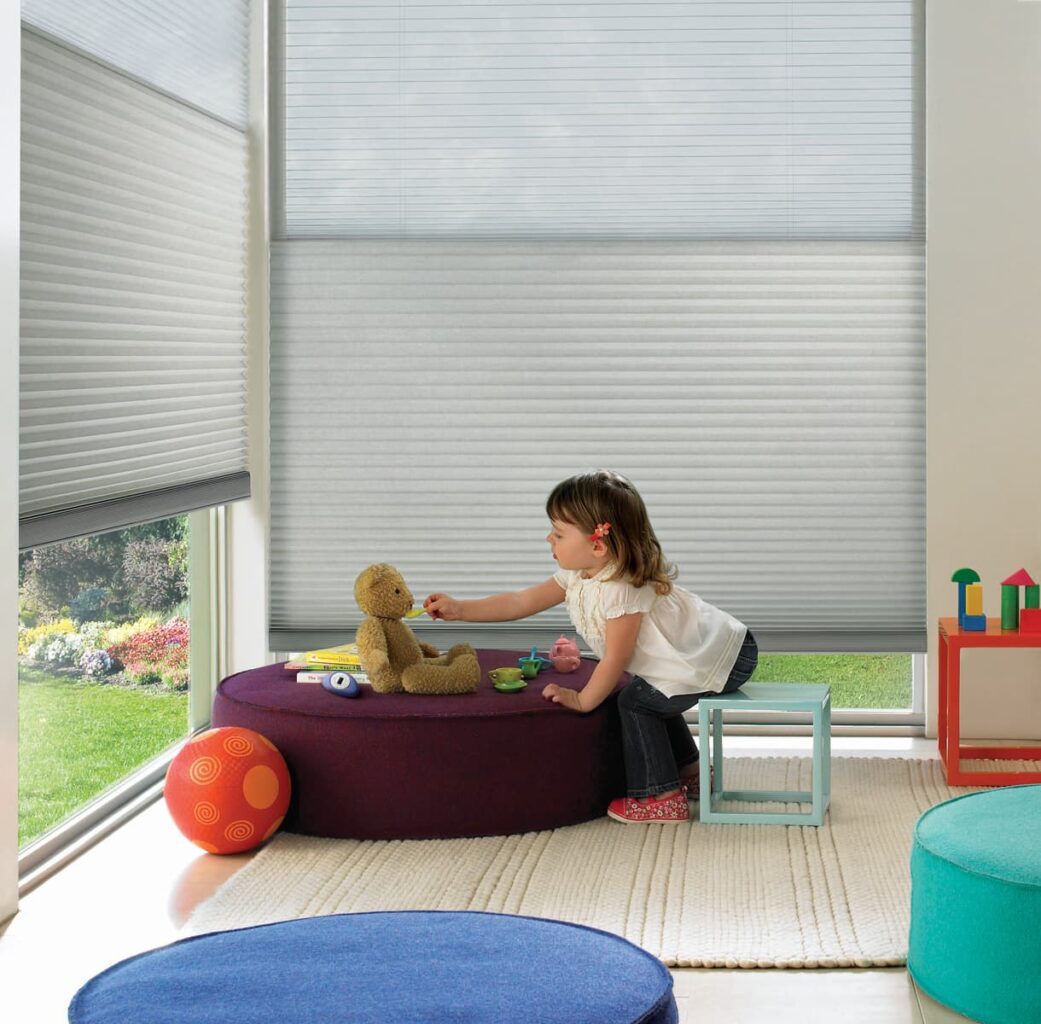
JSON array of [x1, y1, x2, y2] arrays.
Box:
[[961, 614, 987, 631], [1026, 585, 1040, 610], [952, 569, 982, 630], [965, 583, 983, 616], [1001, 585, 1020, 630], [1019, 608, 1041, 634], [1002, 568, 1037, 587]]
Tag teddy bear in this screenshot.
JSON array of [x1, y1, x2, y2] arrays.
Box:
[[354, 563, 480, 694]]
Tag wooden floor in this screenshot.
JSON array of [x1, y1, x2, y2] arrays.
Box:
[[0, 737, 972, 1023]]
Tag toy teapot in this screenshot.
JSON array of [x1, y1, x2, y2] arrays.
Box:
[[549, 635, 581, 673]]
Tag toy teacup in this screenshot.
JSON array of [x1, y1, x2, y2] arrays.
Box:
[[489, 666, 524, 685], [519, 658, 541, 679]]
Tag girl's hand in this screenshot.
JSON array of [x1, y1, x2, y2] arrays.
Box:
[[542, 683, 582, 712], [424, 593, 461, 620]]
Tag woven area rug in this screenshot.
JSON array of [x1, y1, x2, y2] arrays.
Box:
[[184, 756, 1030, 968]]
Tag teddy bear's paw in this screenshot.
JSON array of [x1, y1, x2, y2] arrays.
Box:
[[367, 668, 406, 693]]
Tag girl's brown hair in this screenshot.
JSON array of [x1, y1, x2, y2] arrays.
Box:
[[545, 470, 677, 595]]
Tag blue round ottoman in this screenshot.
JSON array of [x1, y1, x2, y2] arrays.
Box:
[[909, 785, 1041, 1024], [69, 911, 678, 1024]]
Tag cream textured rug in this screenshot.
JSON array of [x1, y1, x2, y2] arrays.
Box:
[[184, 756, 1029, 968]]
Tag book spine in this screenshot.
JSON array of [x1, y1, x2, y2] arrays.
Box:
[[297, 670, 369, 685], [305, 656, 363, 669]]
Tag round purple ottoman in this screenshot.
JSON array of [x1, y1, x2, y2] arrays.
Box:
[[212, 649, 626, 840]]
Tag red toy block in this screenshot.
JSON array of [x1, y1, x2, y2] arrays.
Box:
[[1018, 608, 1041, 634]]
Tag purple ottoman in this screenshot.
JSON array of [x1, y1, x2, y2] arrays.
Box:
[[212, 650, 627, 840]]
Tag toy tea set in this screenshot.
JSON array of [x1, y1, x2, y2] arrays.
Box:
[[489, 635, 582, 692]]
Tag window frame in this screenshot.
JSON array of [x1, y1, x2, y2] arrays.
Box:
[[17, 506, 227, 896]]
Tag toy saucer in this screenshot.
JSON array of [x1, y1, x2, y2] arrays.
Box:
[[493, 679, 527, 693]]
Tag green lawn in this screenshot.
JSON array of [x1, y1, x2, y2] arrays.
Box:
[[18, 666, 189, 848], [754, 654, 912, 709]]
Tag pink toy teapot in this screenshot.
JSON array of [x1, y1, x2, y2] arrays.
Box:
[[549, 635, 581, 673]]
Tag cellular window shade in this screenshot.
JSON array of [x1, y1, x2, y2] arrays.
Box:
[[21, 0, 250, 128], [282, 0, 922, 240], [20, 29, 250, 549], [269, 0, 925, 654], [268, 238, 925, 654]]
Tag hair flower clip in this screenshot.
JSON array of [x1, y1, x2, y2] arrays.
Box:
[[591, 522, 611, 542]]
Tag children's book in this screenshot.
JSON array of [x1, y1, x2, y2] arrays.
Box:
[[297, 670, 370, 685], [304, 642, 362, 669], [286, 660, 359, 672]]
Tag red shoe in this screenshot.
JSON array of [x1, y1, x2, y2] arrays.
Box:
[[607, 790, 689, 824], [679, 766, 714, 802]]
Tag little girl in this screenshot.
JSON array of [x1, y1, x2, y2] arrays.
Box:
[[424, 469, 757, 825]]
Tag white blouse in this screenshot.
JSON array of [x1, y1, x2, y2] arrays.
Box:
[[553, 564, 747, 697]]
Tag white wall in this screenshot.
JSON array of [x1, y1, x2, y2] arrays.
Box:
[[927, 0, 1041, 738], [1, 0, 21, 923]]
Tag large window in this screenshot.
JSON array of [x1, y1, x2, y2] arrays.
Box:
[[269, 0, 926, 716], [17, 516, 192, 849], [14, 0, 252, 879]]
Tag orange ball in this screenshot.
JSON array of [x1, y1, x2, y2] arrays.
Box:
[[164, 727, 291, 854]]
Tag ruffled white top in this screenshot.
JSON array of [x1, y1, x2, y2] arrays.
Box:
[[553, 564, 747, 697]]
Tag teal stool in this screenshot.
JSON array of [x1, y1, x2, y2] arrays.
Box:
[[698, 683, 831, 826], [909, 785, 1041, 1024]]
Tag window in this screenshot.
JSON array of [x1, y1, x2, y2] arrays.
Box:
[[18, 515, 192, 849], [268, 1, 926, 714], [755, 653, 914, 711]]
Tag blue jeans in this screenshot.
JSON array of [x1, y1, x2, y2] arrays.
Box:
[[617, 630, 759, 798]]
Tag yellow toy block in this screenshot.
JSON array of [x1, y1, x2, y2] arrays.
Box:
[[965, 583, 983, 617]]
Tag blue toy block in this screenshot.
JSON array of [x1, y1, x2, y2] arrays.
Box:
[[961, 614, 987, 631]]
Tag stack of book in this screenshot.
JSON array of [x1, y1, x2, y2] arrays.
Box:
[[286, 643, 369, 685]]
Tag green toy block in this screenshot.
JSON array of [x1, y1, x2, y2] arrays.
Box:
[[1026, 585, 1040, 610], [1001, 584, 1019, 630]]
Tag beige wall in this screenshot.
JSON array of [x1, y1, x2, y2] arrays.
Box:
[[1, 0, 20, 922], [927, 0, 1041, 739]]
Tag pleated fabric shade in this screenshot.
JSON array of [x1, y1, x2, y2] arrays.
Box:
[[19, 17, 250, 549], [268, 0, 925, 654], [268, 238, 924, 654]]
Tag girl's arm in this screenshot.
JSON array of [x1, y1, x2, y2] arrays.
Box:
[[543, 612, 642, 713], [424, 577, 565, 622]]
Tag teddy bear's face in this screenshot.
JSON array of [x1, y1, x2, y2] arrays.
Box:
[[354, 563, 414, 619]]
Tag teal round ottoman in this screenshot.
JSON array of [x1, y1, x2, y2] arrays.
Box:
[[909, 785, 1041, 1024]]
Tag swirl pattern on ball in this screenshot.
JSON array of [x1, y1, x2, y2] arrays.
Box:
[[224, 820, 255, 844], [223, 734, 254, 757], [188, 755, 221, 785], [193, 801, 220, 825]]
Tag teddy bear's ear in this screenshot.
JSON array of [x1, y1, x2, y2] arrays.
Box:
[[353, 564, 380, 606], [354, 563, 405, 609]]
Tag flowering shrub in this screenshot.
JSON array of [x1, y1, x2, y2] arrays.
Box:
[[39, 633, 86, 667], [103, 616, 161, 649], [107, 618, 189, 688], [76, 621, 111, 651], [80, 649, 115, 679], [18, 618, 76, 656]]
